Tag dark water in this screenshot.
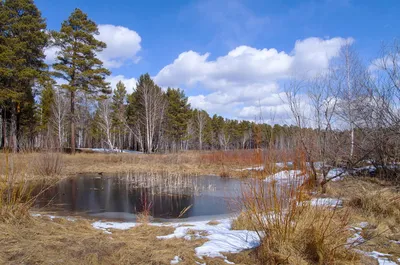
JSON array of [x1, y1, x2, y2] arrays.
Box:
[[34, 174, 246, 221]]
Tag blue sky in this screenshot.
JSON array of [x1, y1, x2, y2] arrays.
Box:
[[37, 0, 400, 122]]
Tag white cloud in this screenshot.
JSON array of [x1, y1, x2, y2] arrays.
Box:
[[106, 75, 137, 94], [291, 37, 354, 76], [155, 37, 353, 89], [96, 25, 141, 68], [156, 37, 352, 123], [45, 24, 141, 69]]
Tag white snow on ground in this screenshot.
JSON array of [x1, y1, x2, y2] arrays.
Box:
[[327, 168, 347, 181], [92, 220, 138, 230], [347, 226, 365, 245], [264, 170, 303, 182], [170, 256, 181, 264], [156, 219, 260, 259], [31, 213, 76, 221], [310, 198, 343, 207], [237, 162, 295, 171], [357, 250, 398, 265], [347, 222, 399, 265], [275, 162, 294, 168], [92, 218, 260, 260], [237, 166, 265, 171]]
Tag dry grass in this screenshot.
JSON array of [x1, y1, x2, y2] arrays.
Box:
[[206, 220, 220, 226], [0, 153, 41, 223], [233, 167, 361, 265], [326, 178, 400, 263], [33, 152, 64, 177], [0, 151, 236, 178], [0, 216, 210, 265], [327, 178, 400, 222], [0, 150, 294, 179]]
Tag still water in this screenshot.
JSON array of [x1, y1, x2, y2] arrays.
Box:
[[34, 173, 247, 221]]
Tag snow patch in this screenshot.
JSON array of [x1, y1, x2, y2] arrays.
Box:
[[237, 166, 264, 171], [31, 213, 76, 222], [170, 256, 181, 264], [92, 221, 138, 230], [358, 250, 397, 265], [310, 198, 342, 207], [264, 170, 303, 182], [156, 219, 260, 259], [327, 168, 347, 181], [92, 218, 260, 259]]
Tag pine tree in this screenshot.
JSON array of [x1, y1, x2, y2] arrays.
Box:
[[165, 88, 191, 151], [0, 0, 48, 150], [39, 81, 55, 131], [52, 8, 110, 154], [111, 81, 127, 149]]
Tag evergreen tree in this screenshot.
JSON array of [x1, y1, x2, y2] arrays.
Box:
[[165, 88, 191, 151], [0, 0, 48, 150], [52, 8, 110, 153], [38, 80, 55, 131], [112, 81, 127, 149]]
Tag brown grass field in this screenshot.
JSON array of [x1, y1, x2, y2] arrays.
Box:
[[0, 150, 399, 264], [0, 150, 271, 179]]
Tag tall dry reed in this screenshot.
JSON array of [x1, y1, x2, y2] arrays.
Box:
[[236, 160, 358, 264]]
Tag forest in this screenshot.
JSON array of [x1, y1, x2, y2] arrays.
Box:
[[1, 0, 399, 174], [0, 2, 299, 154]]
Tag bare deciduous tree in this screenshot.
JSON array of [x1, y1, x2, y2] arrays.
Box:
[[98, 98, 115, 150], [196, 110, 207, 150], [51, 88, 68, 150]]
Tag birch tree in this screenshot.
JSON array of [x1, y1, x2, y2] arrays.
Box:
[[195, 109, 208, 150], [97, 97, 114, 150], [134, 74, 165, 153], [51, 88, 68, 150]]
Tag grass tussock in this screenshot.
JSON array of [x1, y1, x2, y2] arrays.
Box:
[[326, 178, 400, 262], [33, 152, 64, 177], [0, 153, 34, 223], [329, 178, 400, 222], [0, 153, 58, 224], [235, 167, 360, 265]]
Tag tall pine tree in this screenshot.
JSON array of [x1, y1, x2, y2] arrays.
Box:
[[0, 0, 48, 150], [165, 88, 191, 151], [52, 8, 110, 153], [112, 81, 127, 149]]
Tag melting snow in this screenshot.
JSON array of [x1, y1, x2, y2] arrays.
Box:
[[327, 168, 347, 181], [170, 256, 181, 264], [264, 170, 303, 182], [310, 198, 342, 207], [357, 250, 398, 265], [237, 166, 265, 171], [157, 219, 260, 259], [92, 221, 138, 230], [92, 218, 260, 259]]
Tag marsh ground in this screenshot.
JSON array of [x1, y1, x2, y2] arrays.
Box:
[[0, 151, 399, 264]]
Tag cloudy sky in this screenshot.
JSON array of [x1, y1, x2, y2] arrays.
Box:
[[37, 0, 400, 124]]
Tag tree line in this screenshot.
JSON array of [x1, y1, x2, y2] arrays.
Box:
[[0, 1, 299, 153], [1, 0, 399, 175]]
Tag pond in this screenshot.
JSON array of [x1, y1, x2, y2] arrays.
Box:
[[34, 173, 248, 221]]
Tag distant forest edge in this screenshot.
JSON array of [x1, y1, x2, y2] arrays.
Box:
[[1, 0, 399, 175]]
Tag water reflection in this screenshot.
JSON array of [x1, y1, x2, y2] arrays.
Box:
[[35, 173, 244, 220]]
